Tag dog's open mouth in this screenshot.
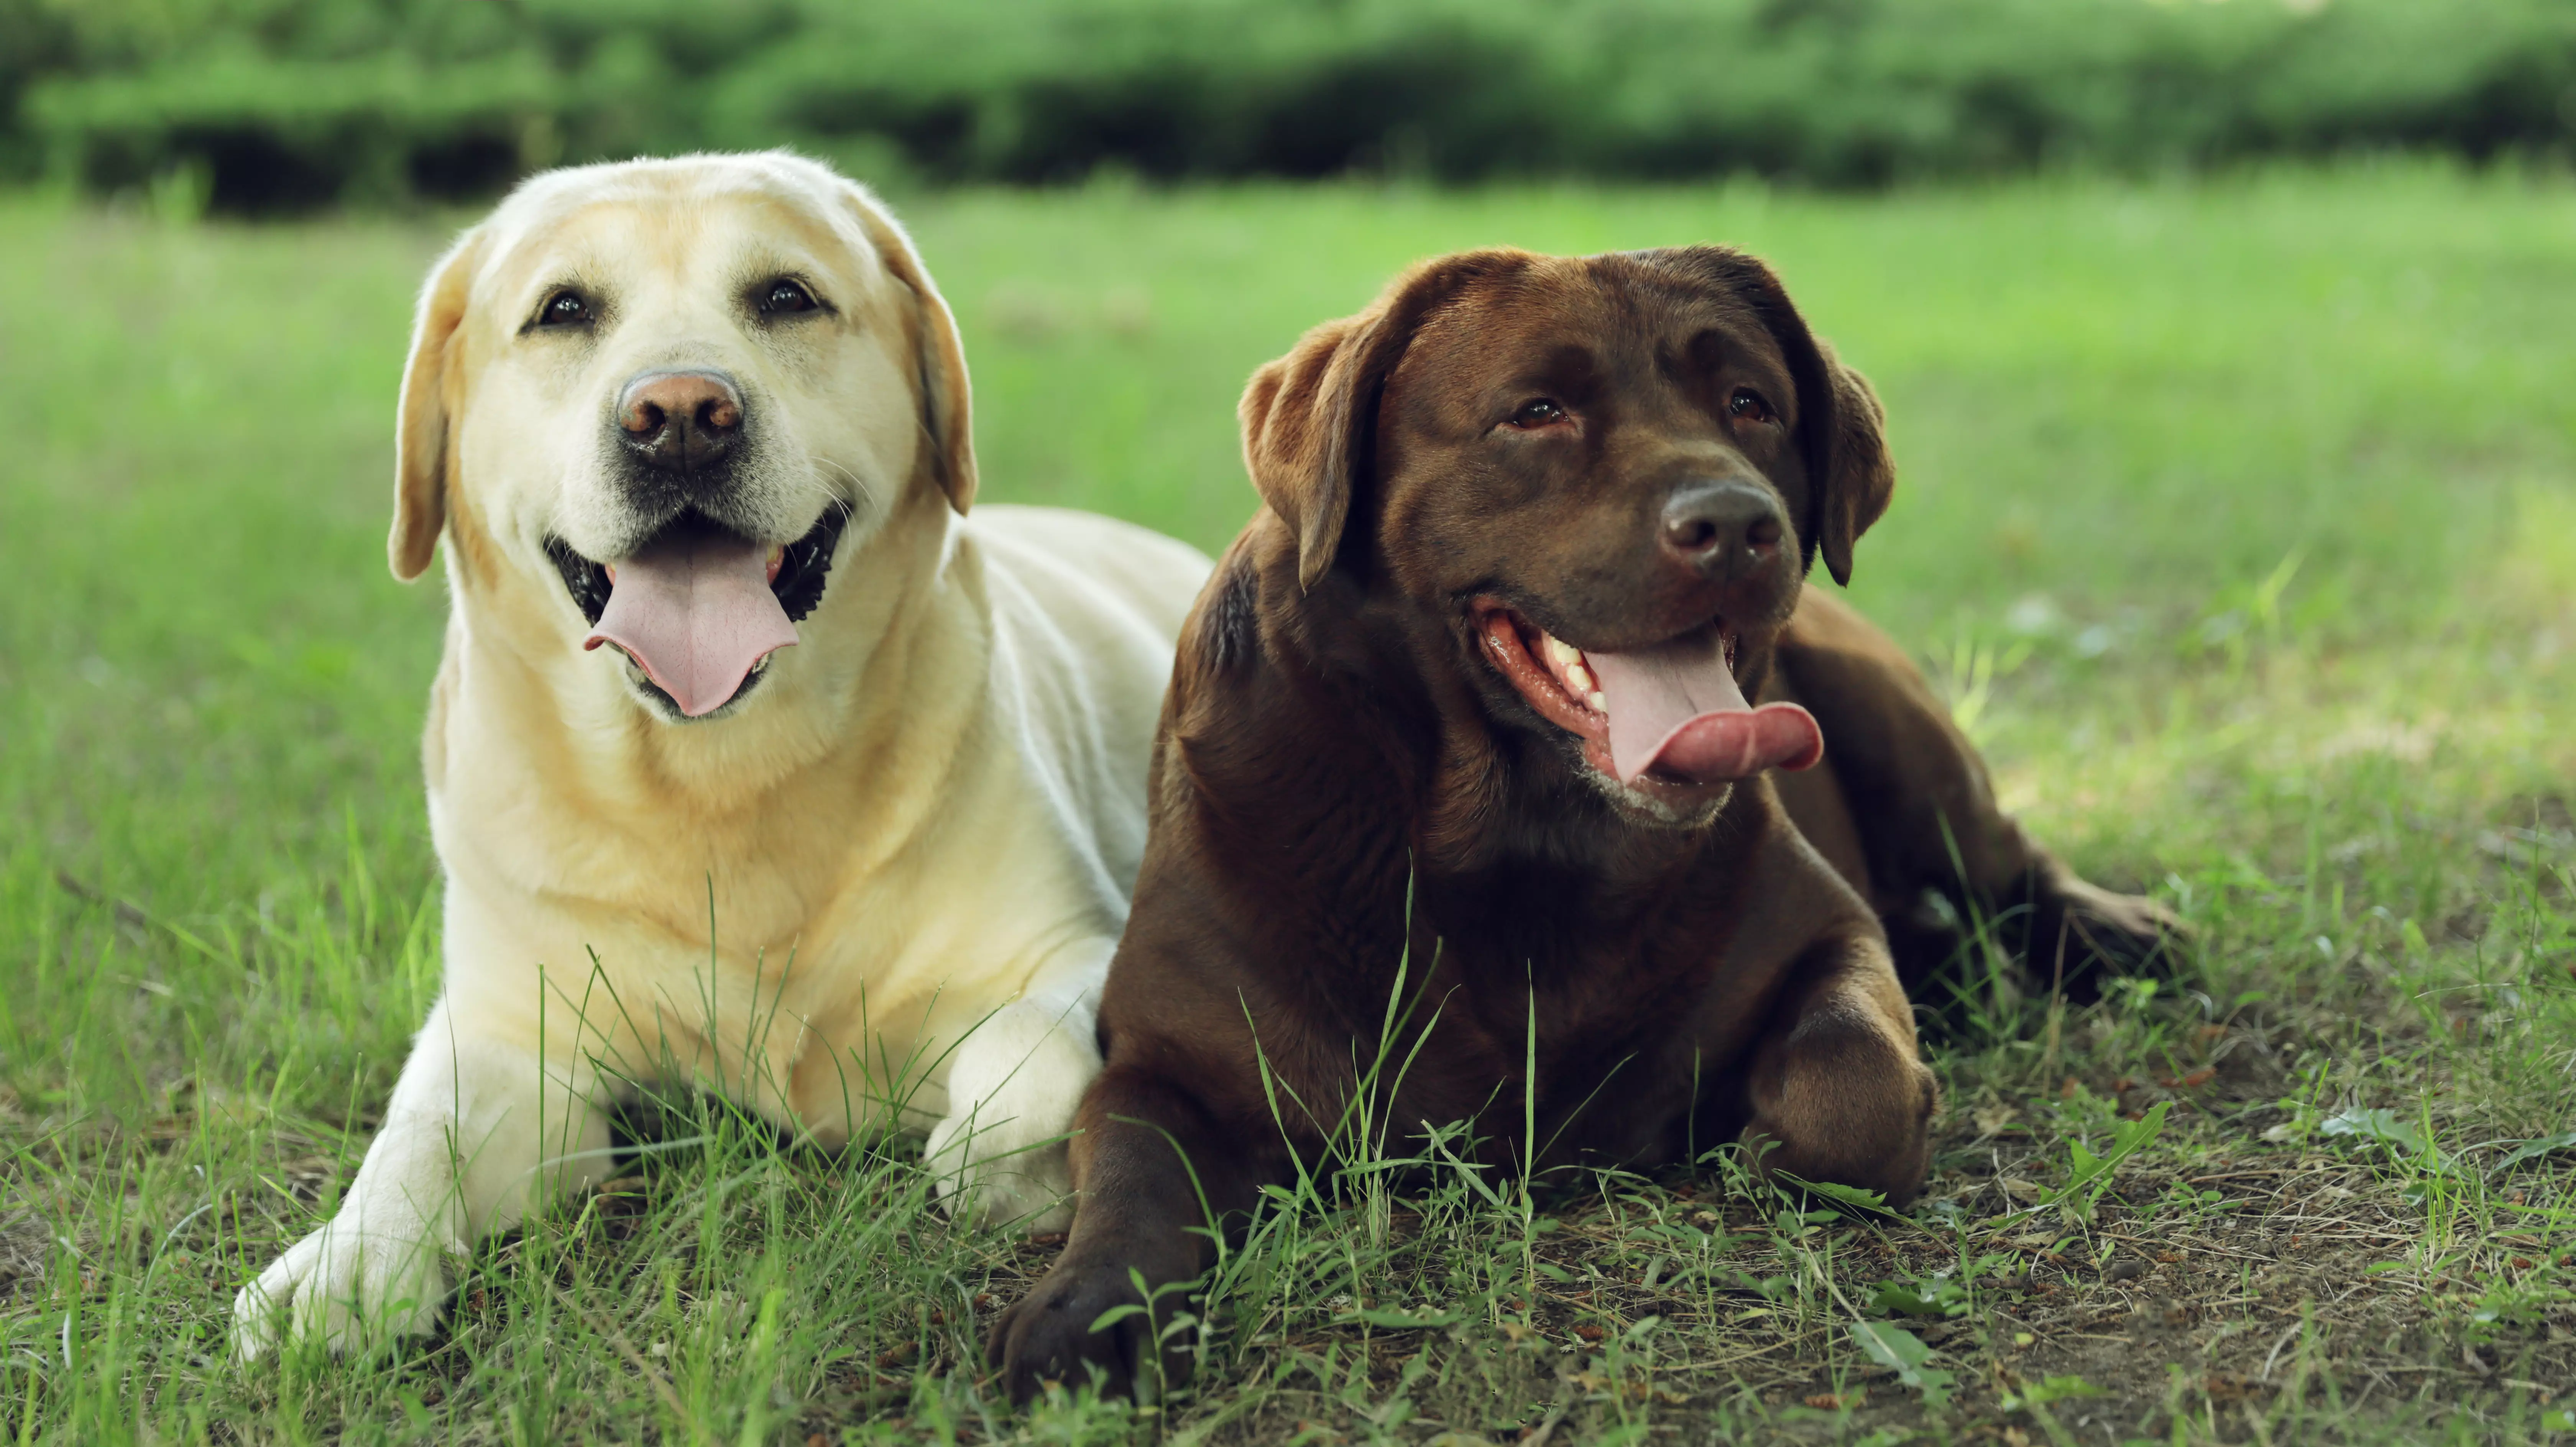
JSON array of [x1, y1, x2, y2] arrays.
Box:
[[545, 509, 846, 719], [1473, 602, 1823, 792]]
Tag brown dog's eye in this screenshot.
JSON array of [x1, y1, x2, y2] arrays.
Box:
[[1508, 398, 1568, 429], [1728, 388, 1774, 424], [536, 290, 591, 328], [760, 279, 819, 315]]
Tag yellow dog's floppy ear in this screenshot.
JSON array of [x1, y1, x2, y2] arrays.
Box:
[[841, 181, 977, 514], [1239, 249, 1529, 593], [390, 229, 485, 581], [1630, 246, 1895, 587]]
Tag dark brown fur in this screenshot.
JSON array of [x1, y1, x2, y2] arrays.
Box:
[[1764, 593, 2182, 1001], [991, 246, 2174, 1399]]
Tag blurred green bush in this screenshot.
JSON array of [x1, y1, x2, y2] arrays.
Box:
[[6, 0, 2573, 210]]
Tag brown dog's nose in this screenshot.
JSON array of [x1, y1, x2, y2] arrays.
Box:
[[1661, 479, 1784, 578], [616, 370, 743, 472]]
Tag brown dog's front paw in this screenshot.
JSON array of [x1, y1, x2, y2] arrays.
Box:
[[1743, 1072, 1936, 1209], [988, 1257, 1166, 1406], [1743, 996, 1937, 1208]]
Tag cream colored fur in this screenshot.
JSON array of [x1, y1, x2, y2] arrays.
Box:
[[232, 154, 1208, 1358]]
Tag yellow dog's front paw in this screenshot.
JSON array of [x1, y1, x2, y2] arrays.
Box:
[[926, 1104, 1078, 1233], [924, 996, 1099, 1233], [231, 1216, 450, 1360]]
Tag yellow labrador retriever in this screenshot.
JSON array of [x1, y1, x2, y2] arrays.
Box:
[[232, 153, 1209, 1356]]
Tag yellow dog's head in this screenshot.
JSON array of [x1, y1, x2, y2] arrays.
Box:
[[393, 152, 972, 722]]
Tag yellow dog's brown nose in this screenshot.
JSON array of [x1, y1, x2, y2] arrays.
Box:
[[616, 370, 743, 472]]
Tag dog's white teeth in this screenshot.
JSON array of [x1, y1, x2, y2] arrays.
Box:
[[1564, 662, 1595, 696], [604, 564, 618, 585], [1543, 635, 1580, 666], [1586, 691, 1607, 714], [767, 545, 785, 567]]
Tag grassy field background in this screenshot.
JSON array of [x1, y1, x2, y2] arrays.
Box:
[[2, 163, 2574, 1442]]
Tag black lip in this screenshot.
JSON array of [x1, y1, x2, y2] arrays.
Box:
[[545, 536, 614, 625], [769, 506, 847, 623], [543, 506, 849, 630]]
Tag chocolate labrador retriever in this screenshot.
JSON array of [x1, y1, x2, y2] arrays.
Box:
[[990, 245, 2174, 1398]]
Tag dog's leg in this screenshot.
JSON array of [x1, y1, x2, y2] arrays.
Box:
[[924, 937, 1110, 1232], [230, 996, 614, 1358], [1772, 590, 2184, 999], [1735, 934, 1938, 1206], [987, 1063, 1263, 1403]]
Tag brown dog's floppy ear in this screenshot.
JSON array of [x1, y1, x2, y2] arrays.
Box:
[[390, 229, 486, 581], [1239, 313, 1369, 593], [1633, 246, 1894, 587], [1807, 337, 1895, 588], [1240, 250, 1527, 592], [842, 181, 976, 514]]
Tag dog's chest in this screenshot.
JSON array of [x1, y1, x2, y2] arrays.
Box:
[[1376, 979, 1700, 1171], [445, 791, 1044, 1013], [1373, 889, 1769, 1157]]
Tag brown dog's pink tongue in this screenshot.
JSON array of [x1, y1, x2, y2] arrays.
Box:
[[583, 531, 797, 717], [1585, 631, 1824, 785]]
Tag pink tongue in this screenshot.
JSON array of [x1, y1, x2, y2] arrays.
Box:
[[1584, 631, 1823, 785], [583, 530, 797, 717]]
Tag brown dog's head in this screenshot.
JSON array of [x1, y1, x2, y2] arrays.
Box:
[[1240, 246, 1894, 823]]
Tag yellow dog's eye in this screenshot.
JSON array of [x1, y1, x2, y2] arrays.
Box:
[[761, 279, 819, 315], [536, 290, 590, 328]]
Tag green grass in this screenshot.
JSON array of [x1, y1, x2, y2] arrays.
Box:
[[3, 161, 2574, 1443]]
